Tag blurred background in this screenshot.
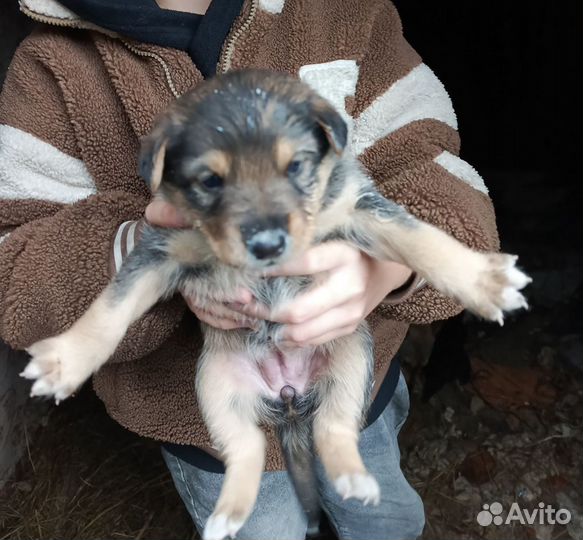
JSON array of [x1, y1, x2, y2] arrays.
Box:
[[0, 1, 581, 539]]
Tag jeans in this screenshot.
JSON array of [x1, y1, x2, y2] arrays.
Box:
[[162, 373, 425, 540]]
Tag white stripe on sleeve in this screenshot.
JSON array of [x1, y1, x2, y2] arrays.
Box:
[[0, 124, 96, 204], [352, 64, 458, 156], [113, 221, 131, 273], [434, 150, 489, 194], [126, 221, 137, 255]]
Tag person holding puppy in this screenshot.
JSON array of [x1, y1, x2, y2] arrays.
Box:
[[0, 0, 499, 539]]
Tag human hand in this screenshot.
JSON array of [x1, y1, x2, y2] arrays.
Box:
[[145, 198, 258, 330], [144, 197, 191, 228], [237, 242, 413, 347], [182, 288, 259, 330]]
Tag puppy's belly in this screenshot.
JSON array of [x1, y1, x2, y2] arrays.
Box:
[[260, 347, 328, 398], [229, 347, 327, 400]]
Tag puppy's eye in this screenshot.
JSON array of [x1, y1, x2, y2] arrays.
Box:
[[200, 173, 223, 190], [287, 160, 303, 176]]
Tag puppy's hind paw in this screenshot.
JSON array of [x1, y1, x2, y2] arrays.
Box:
[[334, 473, 380, 506], [203, 513, 245, 540]]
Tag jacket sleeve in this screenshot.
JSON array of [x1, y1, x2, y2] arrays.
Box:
[[353, 1, 500, 324], [0, 36, 185, 361]]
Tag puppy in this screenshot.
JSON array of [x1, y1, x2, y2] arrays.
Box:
[[22, 70, 531, 540]]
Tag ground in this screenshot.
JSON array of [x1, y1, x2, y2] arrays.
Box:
[[401, 305, 583, 540]]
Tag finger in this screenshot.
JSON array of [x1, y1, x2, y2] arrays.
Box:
[[268, 270, 364, 324], [182, 287, 253, 306], [227, 300, 271, 319], [192, 308, 256, 330], [280, 301, 363, 345], [185, 297, 257, 322], [280, 324, 357, 348], [231, 288, 254, 304], [145, 199, 190, 228], [265, 242, 360, 277], [208, 287, 254, 305]]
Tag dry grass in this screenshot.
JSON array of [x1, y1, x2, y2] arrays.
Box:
[[0, 387, 196, 540]]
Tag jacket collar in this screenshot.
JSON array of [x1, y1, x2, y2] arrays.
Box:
[[19, 0, 119, 35], [20, 0, 281, 27], [20, 0, 79, 21]]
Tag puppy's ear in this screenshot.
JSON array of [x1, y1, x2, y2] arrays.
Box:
[[139, 131, 167, 193], [312, 99, 348, 155], [141, 138, 167, 192], [139, 112, 184, 192]]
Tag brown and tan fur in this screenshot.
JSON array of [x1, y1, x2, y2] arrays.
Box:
[[22, 71, 531, 540]]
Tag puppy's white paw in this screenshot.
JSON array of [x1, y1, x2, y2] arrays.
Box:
[[461, 253, 531, 324], [203, 512, 245, 540], [334, 473, 380, 506], [22, 333, 102, 403]]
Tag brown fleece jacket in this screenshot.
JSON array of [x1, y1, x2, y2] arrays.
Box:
[[0, 0, 499, 469]]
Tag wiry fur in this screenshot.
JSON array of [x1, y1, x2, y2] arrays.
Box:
[[261, 390, 322, 532], [22, 70, 531, 540]]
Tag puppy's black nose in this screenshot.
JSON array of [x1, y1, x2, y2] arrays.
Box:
[[241, 216, 289, 260], [246, 229, 287, 259]]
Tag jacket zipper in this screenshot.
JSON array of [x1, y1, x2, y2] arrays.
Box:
[[19, 3, 115, 34], [20, 4, 182, 99], [218, 0, 258, 74], [19, 5, 82, 27], [121, 41, 181, 99]]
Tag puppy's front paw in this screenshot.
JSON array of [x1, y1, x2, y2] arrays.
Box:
[[22, 334, 100, 402], [470, 254, 531, 324], [203, 512, 246, 540], [334, 473, 380, 506]]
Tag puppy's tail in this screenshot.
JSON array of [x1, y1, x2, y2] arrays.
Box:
[[278, 387, 321, 536]]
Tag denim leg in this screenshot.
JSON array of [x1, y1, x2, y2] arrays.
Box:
[[162, 372, 423, 540], [162, 448, 308, 540], [317, 373, 425, 540]]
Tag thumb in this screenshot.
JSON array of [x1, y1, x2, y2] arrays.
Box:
[[145, 198, 190, 228]]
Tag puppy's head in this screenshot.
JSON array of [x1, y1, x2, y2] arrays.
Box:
[[140, 70, 347, 269]]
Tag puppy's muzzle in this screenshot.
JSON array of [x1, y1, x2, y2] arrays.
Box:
[[241, 215, 289, 262]]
